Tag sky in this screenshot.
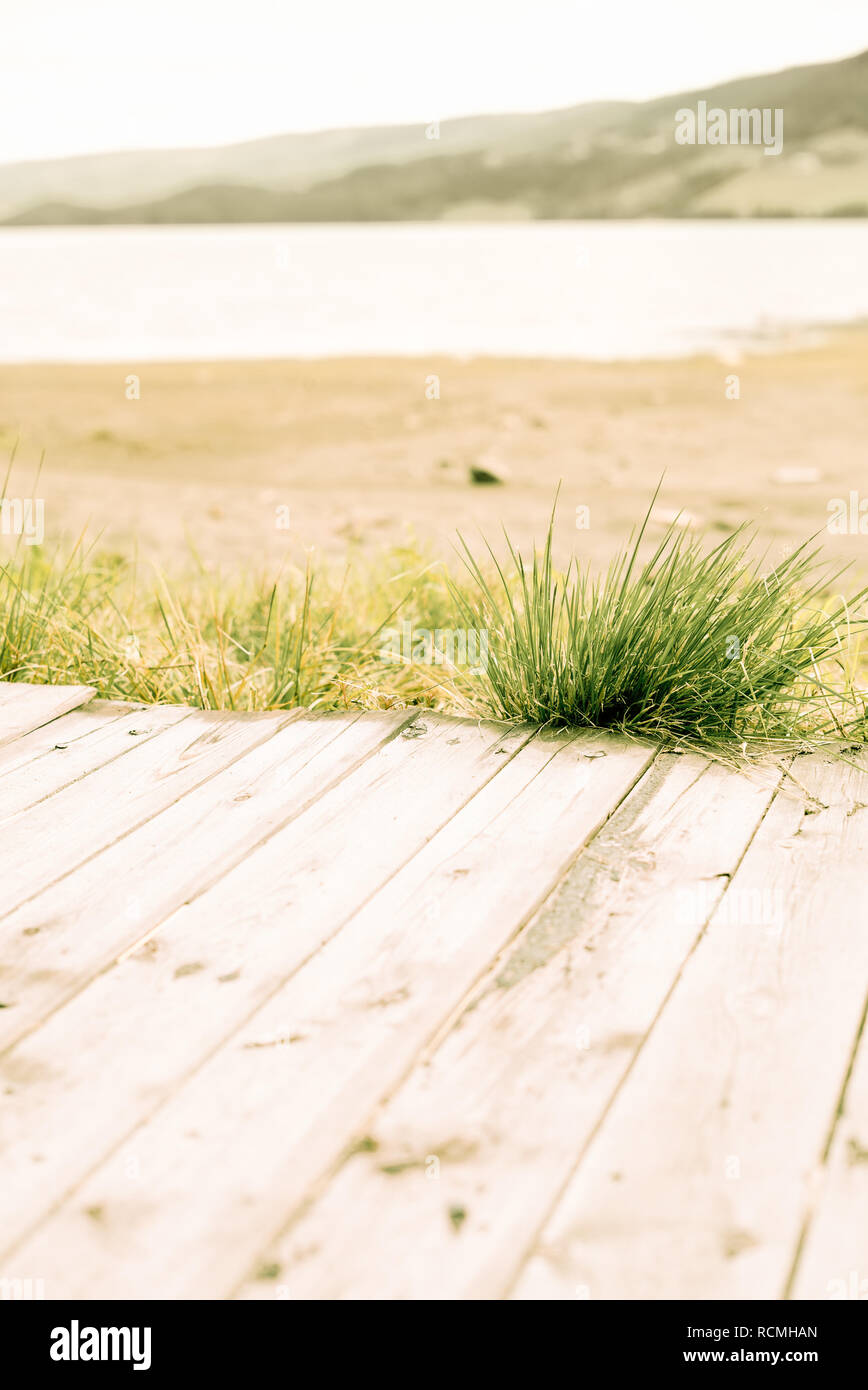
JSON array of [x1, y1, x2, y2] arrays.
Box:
[[2, 0, 867, 163]]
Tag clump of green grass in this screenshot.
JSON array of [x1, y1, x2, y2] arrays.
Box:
[[450, 490, 868, 748]]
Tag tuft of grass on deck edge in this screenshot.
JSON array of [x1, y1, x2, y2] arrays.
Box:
[[2, 485, 867, 756], [449, 487, 868, 753]]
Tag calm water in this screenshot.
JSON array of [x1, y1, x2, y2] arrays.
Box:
[[1, 222, 866, 362]]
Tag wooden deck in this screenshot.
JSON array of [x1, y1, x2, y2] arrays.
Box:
[[1, 680, 866, 1301]]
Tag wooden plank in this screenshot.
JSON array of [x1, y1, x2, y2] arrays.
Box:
[[0, 703, 176, 821], [0, 713, 530, 1261], [238, 753, 783, 1300], [0, 708, 406, 1049], [510, 749, 868, 1301], [790, 1002, 868, 1301], [0, 700, 142, 783], [0, 730, 652, 1297], [0, 706, 291, 917], [0, 682, 95, 749]]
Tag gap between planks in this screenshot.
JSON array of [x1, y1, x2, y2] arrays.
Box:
[[0, 681, 96, 750], [786, 987, 868, 1300]]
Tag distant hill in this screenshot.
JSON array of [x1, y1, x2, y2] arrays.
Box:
[[3, 49, 868, 224]]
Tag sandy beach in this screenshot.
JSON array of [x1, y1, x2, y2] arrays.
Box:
[[3, 327, 868, 577]]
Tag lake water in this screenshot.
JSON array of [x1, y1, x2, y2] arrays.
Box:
[[1, 222, 866, 363]]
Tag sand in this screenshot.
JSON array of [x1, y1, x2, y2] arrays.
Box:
[[2, 328, 868, 579]]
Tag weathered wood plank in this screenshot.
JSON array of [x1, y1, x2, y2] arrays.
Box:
[[0, 730, 652, 1297], [0, 714, 532, 1263], [238, 753, 783, 1300], [0, 706, 291, 917], [511, 750, 868, 1301], [0, 703, 176, 821], [0, 682, 95, 749], [790, 1000, 868, 1301], [0, 700, 142, 783], [0, 708, 405, 1048]]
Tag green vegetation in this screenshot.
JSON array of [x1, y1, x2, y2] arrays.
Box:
[[3, 489, 867, 753], [0, 534, 468, 714], [450, 492, 868, 749]]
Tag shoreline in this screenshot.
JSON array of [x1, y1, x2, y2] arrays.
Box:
[[2, 327, 868, 577], [2, 314, 866, 372]]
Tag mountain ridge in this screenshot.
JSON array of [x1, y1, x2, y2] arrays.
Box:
[[3, 47, 867, 223]]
